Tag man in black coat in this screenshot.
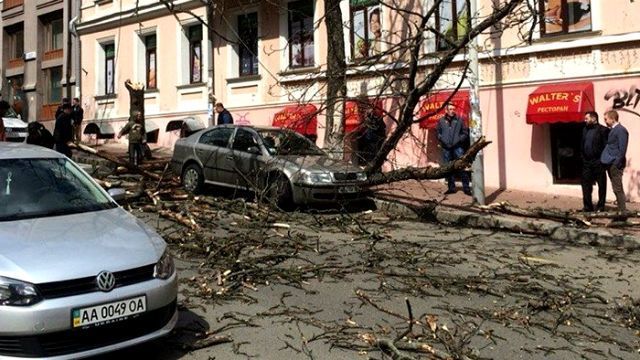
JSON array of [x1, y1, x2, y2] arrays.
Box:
[[581, 111, 609, 212], [54, 103, 74, 157], [436, 103, 471, 195]]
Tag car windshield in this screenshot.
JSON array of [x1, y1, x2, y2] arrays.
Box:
[[0, 158, 116, 221], [257, 129, 325, 156]]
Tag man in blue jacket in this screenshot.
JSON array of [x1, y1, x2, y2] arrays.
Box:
[[215, 102, 234, 125], [437, 103, 471, 195], [600, 110, 628, 215]]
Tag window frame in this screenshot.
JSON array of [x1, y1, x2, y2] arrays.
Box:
[[145, 34, 157, 89], [349, 1, 381, 61], [8, 28, 24, 59], [287, 0, 315, 69], [538, 0, 592, 37], [188, 25, 203, 84], [43, 66, 63, 104], [48, 18, 64, 51], [237, 12, 259, 77], [104, 43, 115, 95], [434, 0, 469, 52]]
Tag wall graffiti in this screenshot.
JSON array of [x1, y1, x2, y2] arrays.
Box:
[[604, 85, 640, 118]]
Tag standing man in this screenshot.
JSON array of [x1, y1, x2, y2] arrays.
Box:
[[437, 103, 471, 195], [215, 103, 234, 125], [118, 111, 145, 166], [55, 98, 70, 120], [71, 97, 84, 144], [581, 111, 609, 212], [601, 110, 629, 217], [53, 103, 74, 157]]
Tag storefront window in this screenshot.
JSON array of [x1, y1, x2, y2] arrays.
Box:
[[550, 122, 583, 184], [541, 0, 591, 36]]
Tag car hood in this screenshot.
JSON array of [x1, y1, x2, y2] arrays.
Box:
[[279, 155, 363, 173], [0, 208, 166, 284], [2, 117, 28, 129]]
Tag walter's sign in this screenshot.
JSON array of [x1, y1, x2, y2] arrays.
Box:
[[526, 83, 594, 124], [418, 90, 470, 129]]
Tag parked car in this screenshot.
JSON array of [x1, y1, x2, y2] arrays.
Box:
[[2, 107, 28, 142], [171, 125, 369, 208], [0, 143, 177, 359]]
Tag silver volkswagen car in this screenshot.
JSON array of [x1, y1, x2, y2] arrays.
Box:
[[0, 143, 177, 359], [171, 125, 369, 208]]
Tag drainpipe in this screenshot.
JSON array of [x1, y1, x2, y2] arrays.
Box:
[[207, 1, 215, 127], [65, 0, 73, 100]]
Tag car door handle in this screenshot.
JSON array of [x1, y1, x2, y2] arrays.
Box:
[[226, 156, 234, 160]]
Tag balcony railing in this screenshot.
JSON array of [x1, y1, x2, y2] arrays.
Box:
[[43, 49, 63, 61], [3, 0, 24, 10], [7, 58, 24, 69]]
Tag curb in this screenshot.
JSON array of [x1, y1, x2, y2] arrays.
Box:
[[374, 197, 640, 249]]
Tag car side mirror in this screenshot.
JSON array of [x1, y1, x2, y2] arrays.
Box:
[[108, 188, 126, 202], [247, 146, 261, 155]]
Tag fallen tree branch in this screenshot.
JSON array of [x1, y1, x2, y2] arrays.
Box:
[[70, 142, 162, 181], [480, 201, 591, 227]]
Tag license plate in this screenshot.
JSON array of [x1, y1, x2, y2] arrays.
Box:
[[72, 295, 146, 328], [6, 132, 26, 138], [338, 186, 359, 193]]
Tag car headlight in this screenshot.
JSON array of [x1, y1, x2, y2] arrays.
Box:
[[356, 172, 367, 181], [153, 250, 175, 280], [302, 171, 333, 184], [0, 276, 41, 306]]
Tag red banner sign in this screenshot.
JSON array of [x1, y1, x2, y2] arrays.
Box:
[[418, 90, 470, 129], [272, 104, 318, 136]]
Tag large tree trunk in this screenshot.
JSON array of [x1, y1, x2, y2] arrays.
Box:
[[125, 79, 146, 132], [323, 0, 347, 158]]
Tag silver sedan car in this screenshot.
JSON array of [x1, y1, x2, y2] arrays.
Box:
[[0, 143, 177, 359], [171, 125, 369, 208]]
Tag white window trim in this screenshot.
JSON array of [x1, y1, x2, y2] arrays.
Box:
[[177, 20, 209, 86], [226, 6, 261, 80], [278, 0, 320, 72], [96, 35, 116, 96], [341, 0, 384, 63], [133, 26, 157, 86]]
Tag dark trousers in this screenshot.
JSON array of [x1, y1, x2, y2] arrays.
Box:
[[581, 161, 606, 211], [55, 142, 72, 158], [606, 164, 626, 212], [442, 146, 470, 191], [128, 143, 143, 166]]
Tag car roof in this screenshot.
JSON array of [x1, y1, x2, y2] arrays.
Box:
[[0, 142, 65, 160], [209, 124, 292, 132]]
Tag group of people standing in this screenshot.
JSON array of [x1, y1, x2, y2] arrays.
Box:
[[581, 110, 629, 216], [436, 102, 630, 217]]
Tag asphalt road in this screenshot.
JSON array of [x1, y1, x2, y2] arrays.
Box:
[[97, 206, 640, 360]]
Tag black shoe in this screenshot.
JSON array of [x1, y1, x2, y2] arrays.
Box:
[[444, 189, 457, 195], [463, 189, 472, 196], [596, 207, 605, 212], [581, 207, 594, 213]]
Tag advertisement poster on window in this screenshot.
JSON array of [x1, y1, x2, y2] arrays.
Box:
[[192, 46, 202, 83], [148, 52, 157, 89], [106, 59, 114, 94], [543, 0, 591, 35], [351, 3, 381, 59]]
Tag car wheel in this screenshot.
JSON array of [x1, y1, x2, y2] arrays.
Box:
[[182, 164, 204, 194], [267, 173, 294, 211]]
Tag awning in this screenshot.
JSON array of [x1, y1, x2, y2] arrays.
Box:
[[343, 98, 385, 134], [165, 116, 206, 133], [272, 104, 318, 136], [526, 82, 594, 124], [418, 90, 470, 129], [83, 122, 115, 139]]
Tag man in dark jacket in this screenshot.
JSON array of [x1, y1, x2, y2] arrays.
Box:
[[581, 111, 609, 212], [53, 103, 74, 157], [215, 102, 234, 125], [55, 98, 70, 120], [601, 110, 629, 216], [118, 111, 145, 166], [437, 103, 471, 195], [71, 97, 84, 143]]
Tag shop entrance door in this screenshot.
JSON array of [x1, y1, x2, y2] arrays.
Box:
[[550, 122, 584, 184]]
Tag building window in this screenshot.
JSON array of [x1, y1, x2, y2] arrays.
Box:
[[350, 0, 381, 60], [44, 67, 63, 104], [238, 12, 258, 76], [45, 17, 64, 51], [288, 1, 314, 68], [7, 28, 24, 59], [188, 25, 202, 83], [435, 0, 468, 51], [145, 34, 157, 89], [550, 122, 583, 184], [540, 0, 591, 36], [104, 43, 115, 94]]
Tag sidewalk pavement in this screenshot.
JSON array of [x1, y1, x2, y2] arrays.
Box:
[[374, 180, 640, 248], [71, 143, 640, 248]]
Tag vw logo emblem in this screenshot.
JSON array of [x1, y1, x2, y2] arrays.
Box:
[[96, 271, 116, 292]]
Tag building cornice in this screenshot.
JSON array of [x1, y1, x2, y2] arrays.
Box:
[[76, 0, 203, 35]]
